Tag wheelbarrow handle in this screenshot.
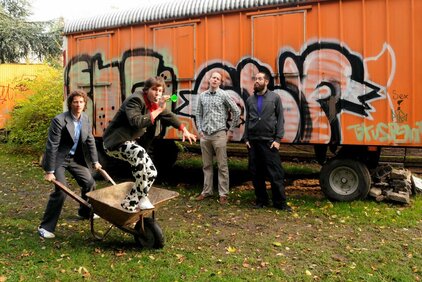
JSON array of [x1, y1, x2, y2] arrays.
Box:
[[98, 168, 117, 185], [51, 179, 91, 209]]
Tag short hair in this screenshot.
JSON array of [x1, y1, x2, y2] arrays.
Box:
[[67, 90, 88, 110], [143, 76, 166, 93], [257, 71, 270, 81]]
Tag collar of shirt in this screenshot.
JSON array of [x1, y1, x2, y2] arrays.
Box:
[[71, 113, 81, 121], [255, 89, 268, 96], [143, 93, 159, 112], [208, 88, 219, 95]]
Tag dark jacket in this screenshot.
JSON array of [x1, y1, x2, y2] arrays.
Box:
[[103, 91, 181, 150], [243, 90, 284, 142], [43, 111, 98, 172]]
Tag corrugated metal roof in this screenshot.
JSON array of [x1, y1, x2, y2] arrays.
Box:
[[64, 0, 307, 34]]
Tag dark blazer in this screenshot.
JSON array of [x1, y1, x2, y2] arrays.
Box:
[[103, 91, 182, 150], [42, 111, 98, 172], [243, 90, 285, 142]]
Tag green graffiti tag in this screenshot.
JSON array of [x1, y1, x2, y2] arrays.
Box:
[[347, 121, 422, 144]]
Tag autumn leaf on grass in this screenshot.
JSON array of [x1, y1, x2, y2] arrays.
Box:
[[242, 260, 250, 268], [321, 202, 334, 210], [260, 261, 269, 268], [20, 249, 31, 258], [77, 266, 91, 278], [57, 253, 70, 261], [226, 246, 236, 254], [115, 250, 126, 257], [272, 242, 282, 247], [175, 254, 186, 263], [0, 276, 6, 282]]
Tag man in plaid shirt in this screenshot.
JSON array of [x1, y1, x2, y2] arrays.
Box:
[[195, 72, 240, 204]]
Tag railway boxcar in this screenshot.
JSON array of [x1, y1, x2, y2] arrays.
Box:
[[63, 0, 422, 201]]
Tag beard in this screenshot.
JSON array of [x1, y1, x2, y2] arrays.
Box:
[[254, 83, 265, 93]]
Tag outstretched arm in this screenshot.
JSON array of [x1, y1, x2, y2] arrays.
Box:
[[181, 127, 197, 144]]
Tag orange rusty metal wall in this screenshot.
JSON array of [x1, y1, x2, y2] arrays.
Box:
[[64, 0, 422, 147]]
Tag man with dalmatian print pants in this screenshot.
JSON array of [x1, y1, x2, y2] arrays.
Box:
[[103, 76, 196, 212]]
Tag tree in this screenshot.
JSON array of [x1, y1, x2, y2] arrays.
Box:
[[0, 0, 62, 64]]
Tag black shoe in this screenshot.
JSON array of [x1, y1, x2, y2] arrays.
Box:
[[253, 202, 269, 209], [274, 204, 292, 212]]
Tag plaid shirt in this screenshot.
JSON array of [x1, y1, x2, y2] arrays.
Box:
[[196, 88, 240, 135]]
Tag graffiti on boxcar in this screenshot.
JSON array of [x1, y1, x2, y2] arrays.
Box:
[[0, 75, 34, 104], [0, 74, 37, 130], [177, 42, 395, 144], [348, 121, 422, 143], [391, 90, 409, 123], [64, 48, 176, 102], [64, 48, 177, 133], [64, 41, 396, 144], [0, 85, 16, 104]]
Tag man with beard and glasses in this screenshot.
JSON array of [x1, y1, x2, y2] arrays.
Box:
[[242, 72, 291, 212]]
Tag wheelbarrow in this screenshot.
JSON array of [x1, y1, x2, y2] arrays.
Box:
[[52, 169, 179, 249]]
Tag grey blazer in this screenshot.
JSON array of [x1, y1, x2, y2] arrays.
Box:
[[42, 111, 98, 172]]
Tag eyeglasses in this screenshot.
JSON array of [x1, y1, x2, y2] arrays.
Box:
[[254, 77, 265, 81]]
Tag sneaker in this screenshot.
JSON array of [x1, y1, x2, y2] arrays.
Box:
[[38, 227, 55, 239], [138, 196, 154, 210]]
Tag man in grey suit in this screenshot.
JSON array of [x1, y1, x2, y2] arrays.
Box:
[[38, 90, 102, 239]]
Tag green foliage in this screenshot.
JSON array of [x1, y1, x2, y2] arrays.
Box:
[[0, 0, 63, 64], [0, 0, 30, 18], [0, 145, 421, 281], [6, 66, 63, 152]]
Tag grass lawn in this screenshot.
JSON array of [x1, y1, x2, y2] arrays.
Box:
[[0, 144, 421, 281]]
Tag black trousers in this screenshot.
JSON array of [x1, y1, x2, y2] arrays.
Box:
[[248, 140, 287, 207], [40, 156, 95, 232]]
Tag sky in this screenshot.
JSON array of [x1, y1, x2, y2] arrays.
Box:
[[29, 0, 166, 21]]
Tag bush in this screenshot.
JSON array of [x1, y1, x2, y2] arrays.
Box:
[[6, 67, 63, 153]]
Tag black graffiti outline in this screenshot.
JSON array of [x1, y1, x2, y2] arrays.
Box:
[[278, 42, 381, 144], [64, 42, 384, 145], [64, 48, 177, 101], [64, 48, 177, 136]]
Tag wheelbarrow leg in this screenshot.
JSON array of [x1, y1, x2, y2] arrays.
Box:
[[90, 212, 114, 240]]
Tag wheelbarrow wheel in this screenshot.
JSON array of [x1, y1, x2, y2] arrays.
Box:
[[134, 218, 164, 249]]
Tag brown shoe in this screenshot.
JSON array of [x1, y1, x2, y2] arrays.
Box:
[[196, 194, 206, 201], [219, 196, 228, 205]]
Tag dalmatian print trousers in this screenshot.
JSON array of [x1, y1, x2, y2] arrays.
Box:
[[105, 141, 157, 212]]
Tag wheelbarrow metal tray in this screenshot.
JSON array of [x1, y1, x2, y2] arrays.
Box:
[[86, 182, 179, 227]]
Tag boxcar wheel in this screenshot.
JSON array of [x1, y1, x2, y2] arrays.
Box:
[[320, 158, 371, 201], [134, 218, 164, 249]]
